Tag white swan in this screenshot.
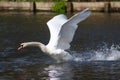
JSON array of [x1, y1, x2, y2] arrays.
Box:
[[18, 8, 91, 62]]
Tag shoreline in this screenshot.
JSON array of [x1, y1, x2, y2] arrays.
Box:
[[0, 1, 119, 13]]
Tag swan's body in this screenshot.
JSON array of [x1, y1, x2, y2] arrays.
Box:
[[18, 8, 91, 62]]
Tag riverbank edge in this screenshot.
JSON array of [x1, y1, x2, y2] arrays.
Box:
[[0, 1, 120, 13]]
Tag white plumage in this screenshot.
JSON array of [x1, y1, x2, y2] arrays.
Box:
[[18, 8, 91, 62], [47, 8, 91, 50]]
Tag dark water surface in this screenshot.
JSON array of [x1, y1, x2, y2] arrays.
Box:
[[0, 12, 120, 80]]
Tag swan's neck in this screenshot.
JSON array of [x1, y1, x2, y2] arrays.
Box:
[[24, 42, 46, 53]]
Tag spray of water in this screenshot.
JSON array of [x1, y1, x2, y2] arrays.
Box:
[[73, 44, 120, 62]]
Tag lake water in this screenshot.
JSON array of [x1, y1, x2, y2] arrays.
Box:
[[0, 12, 120, 80]]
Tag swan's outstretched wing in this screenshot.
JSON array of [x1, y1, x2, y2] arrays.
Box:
[[47, 8, 91, 50], [56, 8, 91, 50], [46, 14, 68, 48]]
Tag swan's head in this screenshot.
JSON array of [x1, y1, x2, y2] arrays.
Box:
[[17, 42, 28, 51], [17, 42, 43, 51]]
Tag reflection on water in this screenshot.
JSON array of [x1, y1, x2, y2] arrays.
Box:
[[45, 63, 73, 80], [0, 12, 120, 80]]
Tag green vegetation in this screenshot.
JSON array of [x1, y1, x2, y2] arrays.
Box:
[[52, 0, 66, 14]]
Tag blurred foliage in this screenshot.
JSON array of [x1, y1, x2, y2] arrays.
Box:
[[52, 0, 66, 14]]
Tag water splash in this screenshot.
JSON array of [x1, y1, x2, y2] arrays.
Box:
[[73, 44, 120, 62]]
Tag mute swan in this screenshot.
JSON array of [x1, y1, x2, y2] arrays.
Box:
[[18, 8, 91, 62]]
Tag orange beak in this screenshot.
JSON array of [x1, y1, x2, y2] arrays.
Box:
[[18, 45, 23, 51]]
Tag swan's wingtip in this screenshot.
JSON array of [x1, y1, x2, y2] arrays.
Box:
[[85, 8, 90, 10], [84, 8, 91, 12], [83, 8, 91, 15], [86, 8, 90, 10]]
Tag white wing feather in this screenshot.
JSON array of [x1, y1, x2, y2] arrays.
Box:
[[47, 8, 91, 50], [46, 14, 68, 48], [56, 8, 91, 50]]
